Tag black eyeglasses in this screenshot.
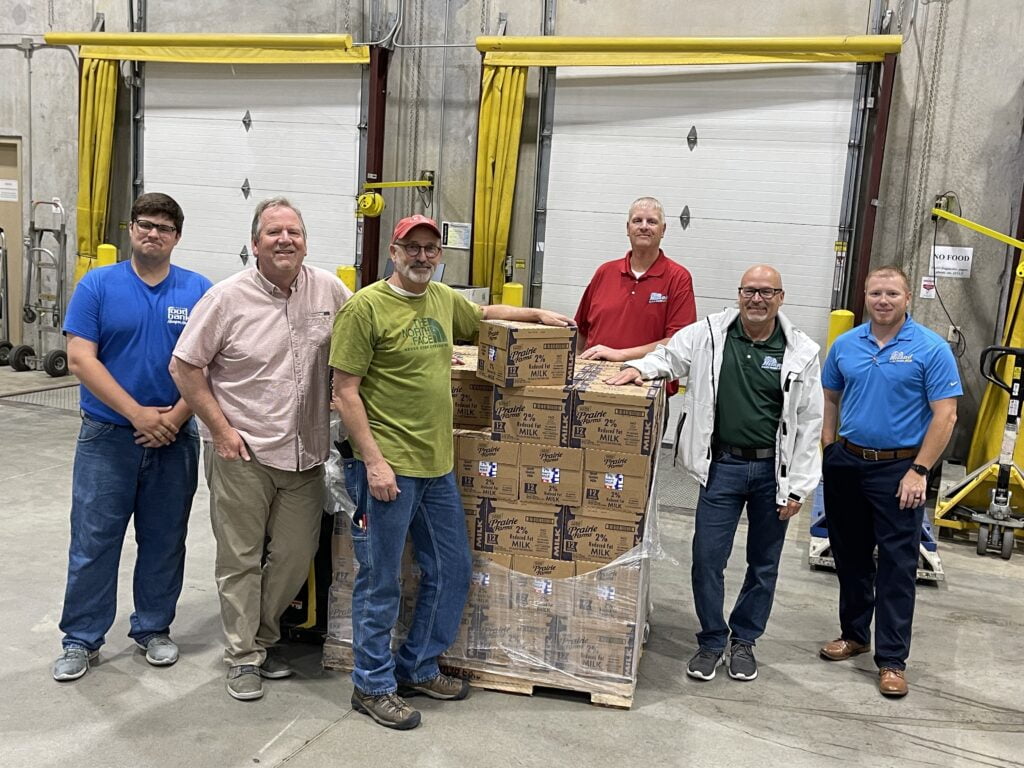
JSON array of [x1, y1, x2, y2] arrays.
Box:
[[395, 242, 440, 257], [738, 287, 783, 299], [134, 219, 178, 235]]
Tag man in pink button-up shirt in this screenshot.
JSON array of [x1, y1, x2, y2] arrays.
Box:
[[171, 197, 351, 702]]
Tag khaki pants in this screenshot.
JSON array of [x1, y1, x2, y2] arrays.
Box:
[[204, 443, 324, 666]]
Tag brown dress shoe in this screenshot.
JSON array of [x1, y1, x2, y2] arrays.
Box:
[[879, 667, 908, 697], [819, 637, 871, 661]]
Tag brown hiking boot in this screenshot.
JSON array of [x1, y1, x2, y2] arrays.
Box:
[[819, 637, 871, 661], [398, 672, 470, 700], [351, 688, 421, 730]]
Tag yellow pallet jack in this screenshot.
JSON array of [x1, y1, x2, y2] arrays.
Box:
[[934, 345, 1023, 559]]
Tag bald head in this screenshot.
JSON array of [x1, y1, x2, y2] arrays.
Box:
[[740, 264, 783, 290], [737, 264, 785, 334]]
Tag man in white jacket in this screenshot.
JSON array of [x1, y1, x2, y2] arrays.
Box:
[[609, 265, 823, 682]]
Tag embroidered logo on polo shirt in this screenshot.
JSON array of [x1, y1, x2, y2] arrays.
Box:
[[649, 292, 668, 303], [761, 356, 782, 371], [889, 351, 914, 363], [167, 306, 190, 325]]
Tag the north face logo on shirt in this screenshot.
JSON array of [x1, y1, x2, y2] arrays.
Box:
[[649, 292, 668, 304], [404, 317, 447, 347], [167, 306, 190, 325], [761, 356, 782, 371], [890, 351, 914, 363]]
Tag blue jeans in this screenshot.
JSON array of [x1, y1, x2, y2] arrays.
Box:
[[692, 453, 788, 653], [344, 459, 471, 695], [60, 414, 200, 651], [822, 442, 921, 670]]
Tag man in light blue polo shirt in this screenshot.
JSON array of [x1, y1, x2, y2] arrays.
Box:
[[818, 265, 961, 698]]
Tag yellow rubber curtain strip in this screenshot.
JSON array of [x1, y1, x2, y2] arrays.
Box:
[[74, 45, 369, 64], [483, 51, 888, 66], [44, 32, 369, 64], [473, 65, 527, 304], [74, 58, 117, 286], [47, 32, 355, 48], [476, 35, 902, 65], [477, 35, 902, 54], [931, 208, 1024, 251]]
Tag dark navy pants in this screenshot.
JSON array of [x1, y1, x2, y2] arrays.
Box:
[[822, 442, 922, 670]]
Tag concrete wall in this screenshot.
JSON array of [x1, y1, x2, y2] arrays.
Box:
[[874, 0, 1024, 455], [3, 0, 1023, 456]]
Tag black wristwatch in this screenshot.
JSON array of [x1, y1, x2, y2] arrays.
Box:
[[910, 463, 929, 476]]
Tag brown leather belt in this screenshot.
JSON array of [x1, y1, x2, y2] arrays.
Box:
[[840, 438, 917, 461]]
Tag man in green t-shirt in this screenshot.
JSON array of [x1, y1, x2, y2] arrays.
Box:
[[610, 265, 823, 684], [330, 214, 570, 730]]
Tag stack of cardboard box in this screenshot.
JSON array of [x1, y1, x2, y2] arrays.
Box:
[[323, 320, 663, 701]]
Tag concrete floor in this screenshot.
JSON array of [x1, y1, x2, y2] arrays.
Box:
[[3, 394, 1024, 768]]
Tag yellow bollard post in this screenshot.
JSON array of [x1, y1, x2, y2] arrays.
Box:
[[827, 310, 854, 352], [502, 282, 523, 307], [96, 243, 117, 267], [336, 265, 357, 293]]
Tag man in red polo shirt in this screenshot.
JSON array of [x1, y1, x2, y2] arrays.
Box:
[[575, 197, 696, 381]]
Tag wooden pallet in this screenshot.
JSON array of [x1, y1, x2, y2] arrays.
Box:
[[323, 642, 635, 709], [440, 663, 635, 710]]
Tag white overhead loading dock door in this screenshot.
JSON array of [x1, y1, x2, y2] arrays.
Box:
[[144, 64, 361, 284], [540, 63, 857, 349]]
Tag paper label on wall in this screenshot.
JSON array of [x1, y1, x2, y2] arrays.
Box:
[[920, 275, 936, 299], [931, 245, 973, 278], [442, 221, 471, 249], [0, 179, 18, 202]]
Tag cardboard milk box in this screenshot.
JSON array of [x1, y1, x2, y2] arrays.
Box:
[[491, 383, 572, 447], [451, 345, 494, 429], [519, 443, 584, 506], [570, 376, 664, 456], [456, 432, 520, 501], [477, 319, 576, 388]]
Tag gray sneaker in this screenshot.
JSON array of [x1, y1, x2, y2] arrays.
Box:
[[53, 647, 99, 682], [259, 651, 293, 679], [686, 648, 724, 681], [398, 672, 470, 700], [137, 635, 179, 666], [728, 643, 758, 681], [351, 688, 421, 730], [226, 665, 264, 701]]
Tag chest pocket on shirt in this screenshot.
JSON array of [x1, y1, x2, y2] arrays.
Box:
[[306, 311, 333, 348]]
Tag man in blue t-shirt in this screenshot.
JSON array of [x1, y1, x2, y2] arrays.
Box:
[[52, 193, 212, 683], [819, 265, 961, 698]]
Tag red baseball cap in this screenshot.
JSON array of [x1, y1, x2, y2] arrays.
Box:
[[392, 214, 442, 242]]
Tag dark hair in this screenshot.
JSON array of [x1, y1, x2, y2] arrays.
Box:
[[131, 193, 184, 234]]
